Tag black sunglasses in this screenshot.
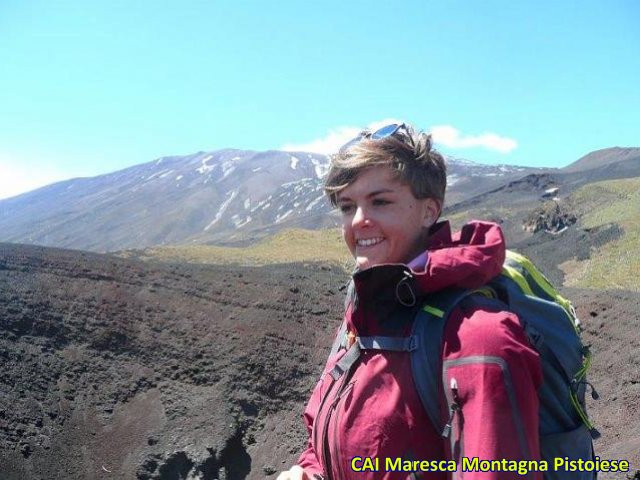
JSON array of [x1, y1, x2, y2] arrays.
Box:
[[338, 123, 410, 155]]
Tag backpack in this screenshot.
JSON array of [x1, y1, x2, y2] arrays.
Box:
[[330, 250, 598, 479]]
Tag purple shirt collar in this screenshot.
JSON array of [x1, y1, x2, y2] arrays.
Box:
[[407, 251, 428, 272]]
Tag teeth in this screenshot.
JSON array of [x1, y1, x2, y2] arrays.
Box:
[[357, 237, 383, 247]]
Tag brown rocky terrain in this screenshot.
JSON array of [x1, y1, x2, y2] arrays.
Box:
[[0, 243, 345, 479], [0, 241, 638, 479]]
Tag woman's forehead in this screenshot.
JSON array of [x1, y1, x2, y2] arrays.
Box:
[[336, 166, 407, 200]]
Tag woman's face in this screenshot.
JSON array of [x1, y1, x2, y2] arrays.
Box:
[[336, 166, 439, 270]]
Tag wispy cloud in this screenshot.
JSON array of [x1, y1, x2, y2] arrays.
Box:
[[281, 118, 404, 154], [0, 156, 69, 200], [281, 120, 517, 155], [430, 125, 518, 153]]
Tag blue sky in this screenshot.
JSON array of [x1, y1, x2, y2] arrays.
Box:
[[1, 0, 638, 199]]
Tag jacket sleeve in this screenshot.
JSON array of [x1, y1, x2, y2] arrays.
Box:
[[442, 299, 543, 479]]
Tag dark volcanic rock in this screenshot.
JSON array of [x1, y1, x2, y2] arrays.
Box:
[[0, 243, 346, 479], [522, 200, 577, 234], [566, 288, 640, 480], [0, 243, 638, 479]]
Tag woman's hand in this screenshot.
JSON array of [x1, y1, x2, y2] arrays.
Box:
[[276, 465, 311, 480]]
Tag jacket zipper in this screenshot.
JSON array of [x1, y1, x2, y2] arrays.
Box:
[[313, 373, 339, 463], [328, 381, 355, 480], [442, 377, 463, 480], [321, 362, 358, 480], [320, 373, 347, 480], [442, 377, 460, 439]]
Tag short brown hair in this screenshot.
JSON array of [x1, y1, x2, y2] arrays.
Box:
[[324, 124, 447, 212]]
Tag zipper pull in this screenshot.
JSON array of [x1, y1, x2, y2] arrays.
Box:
[[572, 379, 599, 400], [442, 378, 460, 439], [586, 381, 599, 400]]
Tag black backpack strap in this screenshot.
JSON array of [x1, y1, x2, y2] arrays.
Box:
[[330, 334, 419, 381], [330, 341, 361, 380], [410, 288, 475, 435], [328, 280, 356, 358]]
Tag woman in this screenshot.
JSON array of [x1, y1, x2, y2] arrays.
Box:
[[279, 124, 542, 480]]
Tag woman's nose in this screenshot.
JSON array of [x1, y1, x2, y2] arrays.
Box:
[[352, 206, 371, 227]]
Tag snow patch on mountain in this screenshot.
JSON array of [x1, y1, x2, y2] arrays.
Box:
[[196, 156, 216, 175], [220, 165, 236, 181], [447, 174, 460, 187], [306, 194, 326, 211], [219, 156, 243, 181], [290, 156, 299, 170], [146, 169, 172, 181], [275, 209, 293, 224], [447, 156, 477, 166], [204, 190, 238, 231], [232, 214, 252, 228], [311, 158, 329, 179], [282, 178, 313, 188]]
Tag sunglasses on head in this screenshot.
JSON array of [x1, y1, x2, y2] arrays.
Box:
[[338, 123, 410, 155]]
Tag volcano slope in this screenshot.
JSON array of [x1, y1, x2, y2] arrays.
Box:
[[0, 242, 639, 479], [0, 243, 346, 479]]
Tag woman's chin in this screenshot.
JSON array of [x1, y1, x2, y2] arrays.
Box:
[[356, 257, 379, 270]]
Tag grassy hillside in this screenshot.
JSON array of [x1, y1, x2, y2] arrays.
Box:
[[120, 177, 640, 292], [119, 228, 353, 269], [561, 177, 640, 291]]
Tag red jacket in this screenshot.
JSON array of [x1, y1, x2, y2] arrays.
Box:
[[297, 221, 543, 480]]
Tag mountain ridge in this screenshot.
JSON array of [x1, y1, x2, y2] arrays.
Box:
[[562, 146, 640, 173], [0, 149, 543, 252]]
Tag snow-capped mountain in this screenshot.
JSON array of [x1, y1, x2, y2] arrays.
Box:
[[0, 149, 543, 252]]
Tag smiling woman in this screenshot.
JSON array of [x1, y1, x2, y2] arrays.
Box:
[[277, 123, 552, 480]]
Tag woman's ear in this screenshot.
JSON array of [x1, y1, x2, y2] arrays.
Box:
[[421, 198, 441, 228]]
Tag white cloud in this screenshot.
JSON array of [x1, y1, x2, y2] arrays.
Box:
[[429, 125, 518, 153], [281, 119, 517, 155], [280, 118, 404, 154], [0, 156, 70, 200]]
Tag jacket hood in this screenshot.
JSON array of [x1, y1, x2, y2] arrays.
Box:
[[413, 220, 506, 293]]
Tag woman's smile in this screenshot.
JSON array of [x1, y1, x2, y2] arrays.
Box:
[[356, 237, 385, 247]]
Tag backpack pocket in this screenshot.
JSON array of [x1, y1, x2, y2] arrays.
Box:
[[540, 425, 596, 480]]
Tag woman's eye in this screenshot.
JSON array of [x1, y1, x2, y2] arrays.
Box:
[[373, 199, 390, 206], [339, 204, 354, 214]]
